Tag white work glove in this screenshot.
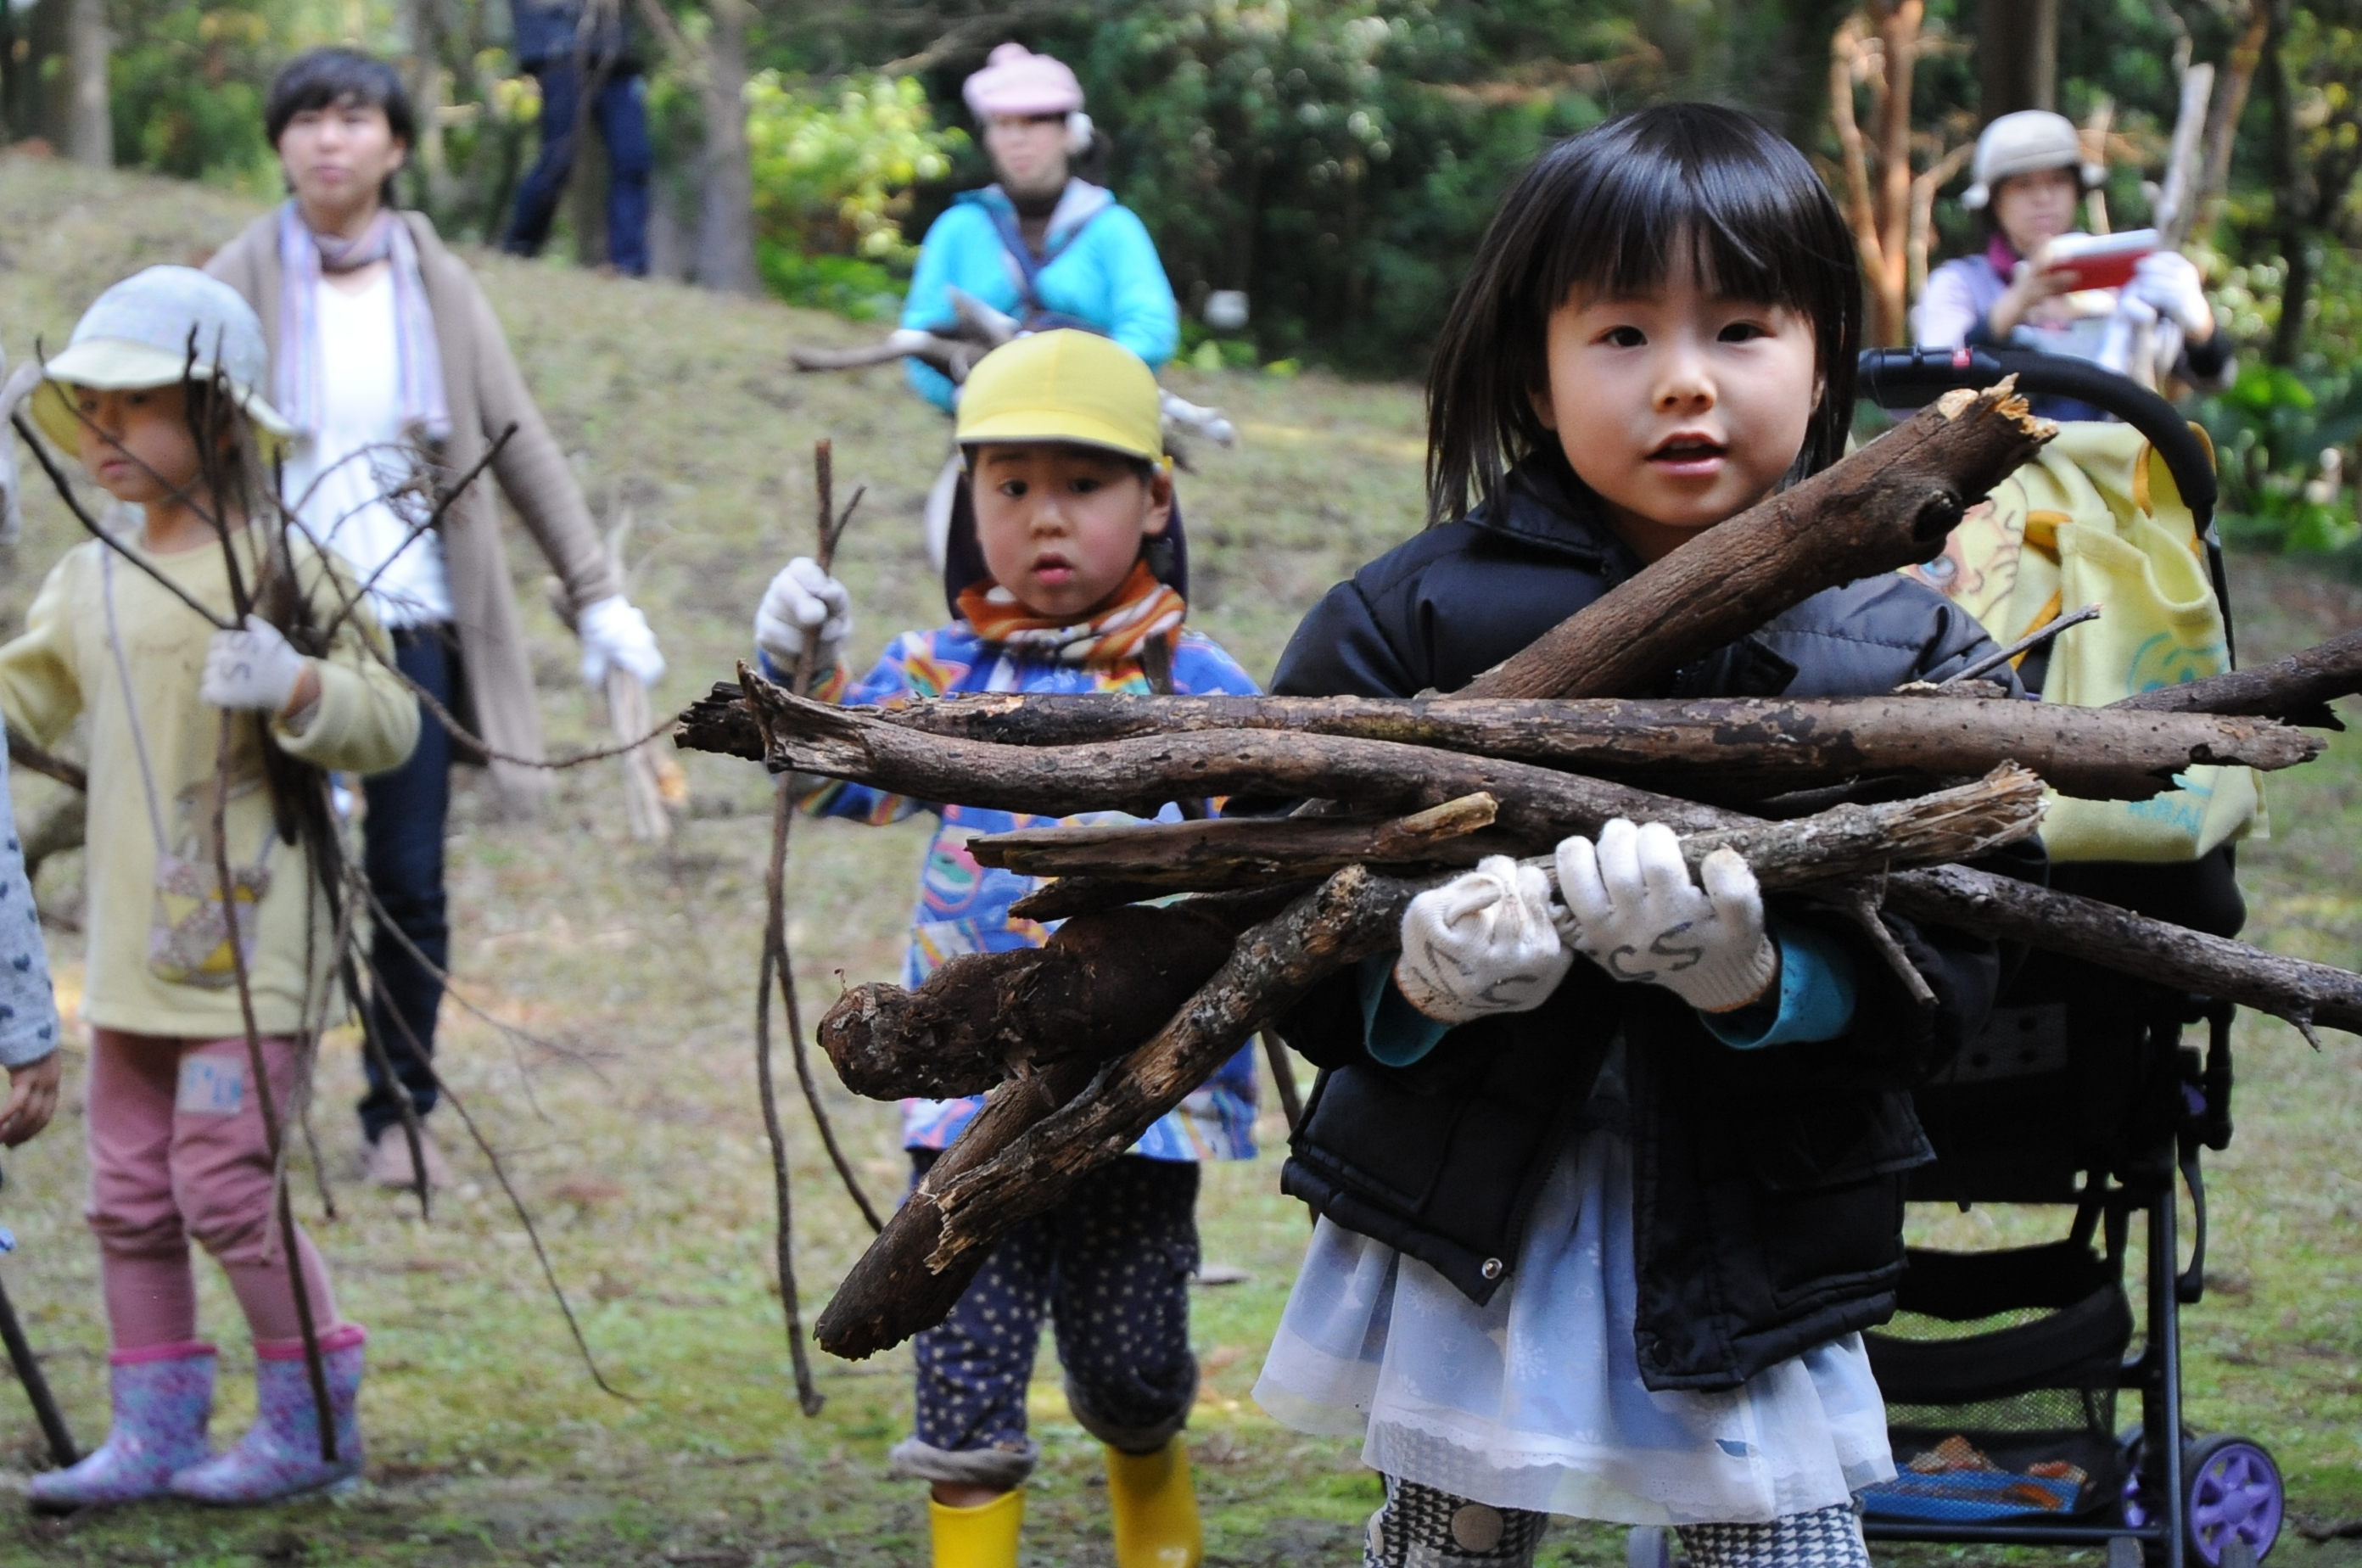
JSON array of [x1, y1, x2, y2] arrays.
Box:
[[1392, 854, 1574, 1025], [1554, 819, 1777, 1014], [754, 557, 853, 673], [578, 594, 666, 688], [2129, 251, 2214, 336], [201, 614, 309, 714]]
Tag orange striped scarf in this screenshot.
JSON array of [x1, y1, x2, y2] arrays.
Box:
[[955, 560, 1186, 668]]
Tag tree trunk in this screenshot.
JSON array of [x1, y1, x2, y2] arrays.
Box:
[[694, 0, 759, 294], [65, 0, 108, 169], [404, 0, 446, 190], [2262, 0, 2311, 367], [1977, 0, 2059, 119], [1868, 0, 1923, 348]]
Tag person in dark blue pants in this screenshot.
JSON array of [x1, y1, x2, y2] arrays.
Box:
[[501, 0, 651, 276], [357, 628, 456, 1160]]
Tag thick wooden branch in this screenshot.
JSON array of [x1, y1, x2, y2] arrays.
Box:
[[2111, 624, 2362, 730], [1884, 864, 2362, 1039], [978, 765, 2047, 894], [814, 867, 1401, 1358], [969, 793, 1503, 889], [860, 691, 2316, 803], [1460, 382, 2055, 700], [831, 770, 2043, 1106], [817, 899, 1273, 1100], [736, 669, 1735, 837]]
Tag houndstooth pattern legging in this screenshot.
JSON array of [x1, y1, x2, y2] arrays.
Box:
[[1360, 1479, 1872, 1568]]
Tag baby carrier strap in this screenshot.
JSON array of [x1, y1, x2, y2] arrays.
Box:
[[980, 194, 1107, 333]]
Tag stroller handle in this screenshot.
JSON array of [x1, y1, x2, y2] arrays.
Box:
[[1857, 347, 2232, 659], [1856, 348, 2218, 530]]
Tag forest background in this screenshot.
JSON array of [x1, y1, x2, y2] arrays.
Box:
[[0, 0, 2359, 549]]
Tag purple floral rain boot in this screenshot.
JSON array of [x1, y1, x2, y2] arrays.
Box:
[[170, 1324, 365, 1504], [29, 1341, 216, 1513]]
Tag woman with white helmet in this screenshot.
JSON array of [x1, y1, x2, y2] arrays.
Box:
[[1915, 109, 2233, 408], [902, 43, 1182, 563]]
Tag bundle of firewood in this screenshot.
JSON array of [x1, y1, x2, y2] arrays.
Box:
[[675, 381, 2362, 1360]]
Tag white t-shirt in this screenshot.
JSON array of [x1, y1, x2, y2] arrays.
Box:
[[281, 268, 453, 629]]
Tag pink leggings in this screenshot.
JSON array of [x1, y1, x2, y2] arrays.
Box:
[[86, 1029, 341, 1352]]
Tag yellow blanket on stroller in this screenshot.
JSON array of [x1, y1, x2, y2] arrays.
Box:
[[1900, 423, 2261, 863]]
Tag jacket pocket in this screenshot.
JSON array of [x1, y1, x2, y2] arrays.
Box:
[[1738, 1094, 1931, 1308]]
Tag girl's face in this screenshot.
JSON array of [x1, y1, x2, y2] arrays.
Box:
[[1991, 166, 2081, 257], [985, 114, 1070, 200], [971, 442, 1171, 620], [73, 384, 206, 505], [1531, 258, 1820, 560], [277, 95, 406, 232]]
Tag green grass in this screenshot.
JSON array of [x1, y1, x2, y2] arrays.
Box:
[[0, 150, 2358, 1565]]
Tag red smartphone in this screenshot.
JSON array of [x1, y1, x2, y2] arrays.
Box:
[[2043, 230, 2158, 291]]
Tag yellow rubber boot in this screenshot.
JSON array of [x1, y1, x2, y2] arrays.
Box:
[[927, 1487, 1023, 1568], [1105, 1439, 1203, 1568]]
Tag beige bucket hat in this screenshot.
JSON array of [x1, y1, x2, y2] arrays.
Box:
[[30, 265, 293, 456]]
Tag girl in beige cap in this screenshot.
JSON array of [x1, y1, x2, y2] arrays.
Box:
[[6, 265, 417, 1510]]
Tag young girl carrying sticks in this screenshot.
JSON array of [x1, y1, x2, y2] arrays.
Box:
[[2, 267, 418, 1509], [1251, 105, 2039, 1568], [753, 330, 1260, 1568]]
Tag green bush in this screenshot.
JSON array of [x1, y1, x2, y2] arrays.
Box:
[[744, 70, 966, 308], [108, 3, 278, 188], [2196, 364, 2362, 554]]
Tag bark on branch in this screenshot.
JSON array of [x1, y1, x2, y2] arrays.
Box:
[[856, 690, 2317, 803], [975, 765, 2048, 894], [1884, 864, 2362, 1040], [736, 671, 1736, 838], [2111, 624, 2362, 729], [814, 867, 1402, 1358]]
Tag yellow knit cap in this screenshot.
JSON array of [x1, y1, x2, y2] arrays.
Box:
[[955, 330, 1162, 462]]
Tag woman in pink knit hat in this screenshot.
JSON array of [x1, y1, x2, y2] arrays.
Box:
[[901, 42, 1182, 565]]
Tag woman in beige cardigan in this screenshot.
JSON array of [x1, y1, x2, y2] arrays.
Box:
[[208, 48, 666, 1190]]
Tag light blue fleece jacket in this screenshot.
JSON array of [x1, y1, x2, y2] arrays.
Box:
[[899, 180, 1179, 412]]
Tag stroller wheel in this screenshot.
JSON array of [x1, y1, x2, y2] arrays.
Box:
[[2184, 1436, 2283, 1567], [2121, 1431, 2284, 1565]]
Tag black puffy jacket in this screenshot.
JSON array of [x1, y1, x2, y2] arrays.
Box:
[[1269, 449, 2045, 1393]]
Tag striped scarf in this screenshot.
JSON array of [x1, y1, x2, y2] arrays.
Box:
[[955, 560, 1187, 668], [274, 203, 451, 442]]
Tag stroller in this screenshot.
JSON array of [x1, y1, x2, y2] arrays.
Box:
[[1845, 348, 2281, 1568], [1629, 348, 2278, 1568]]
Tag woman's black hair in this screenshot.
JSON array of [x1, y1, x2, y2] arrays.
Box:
[[265, 50, 417, 195], [1424, 103, 1861, 525]]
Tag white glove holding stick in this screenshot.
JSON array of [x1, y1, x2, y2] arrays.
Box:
[[1554, 818, 1777, 1014], [755, 557, 854, 675], [1393, 854, 1573, 1025], [578, 595, 667, 688], [201, 614, 311, 717]]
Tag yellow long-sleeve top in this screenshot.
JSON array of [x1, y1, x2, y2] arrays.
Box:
[[0, 529, 420, 1037]]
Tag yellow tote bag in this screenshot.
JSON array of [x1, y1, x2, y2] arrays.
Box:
[[1900, 423, 2260, 863]]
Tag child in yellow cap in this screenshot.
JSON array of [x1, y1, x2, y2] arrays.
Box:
[[753, 330, 1257, 1568]]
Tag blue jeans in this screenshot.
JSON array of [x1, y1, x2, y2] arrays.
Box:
[[357, 627, 454, 1143], [502, 60, 652, 276]]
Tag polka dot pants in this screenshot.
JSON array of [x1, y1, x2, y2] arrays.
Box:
[[910, 1151, 1201, 1459]]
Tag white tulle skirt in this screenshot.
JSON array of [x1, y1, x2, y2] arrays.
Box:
[[1253, 1095, 1897, 1525]]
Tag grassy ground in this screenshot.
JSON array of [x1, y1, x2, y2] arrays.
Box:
[[0, 152, 2356, 1565]]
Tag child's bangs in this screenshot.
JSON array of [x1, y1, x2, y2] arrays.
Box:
[[1528, 122, 1839, 327]]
